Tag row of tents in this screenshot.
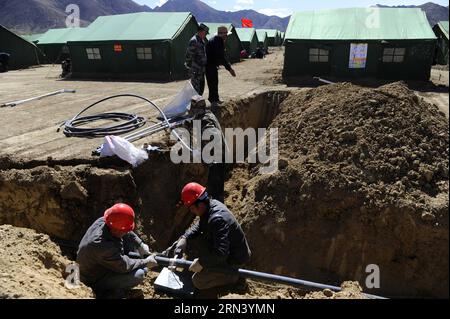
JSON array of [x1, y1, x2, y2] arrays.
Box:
[[1, 12, 284, 80], [1, 8, 449, 81]]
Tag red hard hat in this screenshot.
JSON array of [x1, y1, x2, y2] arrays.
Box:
[[104, 203, 135, 233], [181, 183, 207, 207]]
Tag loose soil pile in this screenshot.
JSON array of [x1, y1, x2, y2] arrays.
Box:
[[303, 282, 367, 299], [224, 82, 449, 298], [0, 225, 93, 299]]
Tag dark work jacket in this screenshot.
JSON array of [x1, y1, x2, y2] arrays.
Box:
[[76, 217, 147, 286], [184, 199, 251, 267], [206, 36, 232, 71]]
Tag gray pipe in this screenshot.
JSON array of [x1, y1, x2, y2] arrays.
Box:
[[1, 89, 76, 108], [154, 256, 387, 299]]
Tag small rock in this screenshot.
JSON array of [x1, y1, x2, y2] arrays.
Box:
[[279, 158, 289, 170], [422, 170, 433, 183], [323, 289, 334, 298], [421, 212, 436, 222], [60, 181, 88, 202]]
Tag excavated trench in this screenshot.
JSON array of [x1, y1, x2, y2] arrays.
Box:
[[0, 85, 448, 299], [0, 90, 289, 251]]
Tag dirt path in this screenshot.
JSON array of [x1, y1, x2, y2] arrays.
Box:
[[0, 49, 286, 163]]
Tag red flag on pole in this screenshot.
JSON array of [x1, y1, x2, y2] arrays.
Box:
[[241, 18, 253, 28]]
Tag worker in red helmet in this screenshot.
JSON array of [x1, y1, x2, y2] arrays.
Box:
[[77, 203, 158, 298], [175, 182, 251, 290]]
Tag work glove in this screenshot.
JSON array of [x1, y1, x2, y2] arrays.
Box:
[[144, 254, 158, 269], [175, 237, 188, 253], [138, 242, 151, 257], [189, 258, 203, 273]]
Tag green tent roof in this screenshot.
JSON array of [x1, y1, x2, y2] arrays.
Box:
[[286, 8, 436, 41], [22, 33, 45, 43], [37, 28, 86, 44], [437, 21, 449, 40], [70, 12, 193, 42], [258, 29, 278, 38], [236, 28, 257, 42], [201, 22, 235, 35], [0, 25, 38, 48], [256, 30, 268, 42]]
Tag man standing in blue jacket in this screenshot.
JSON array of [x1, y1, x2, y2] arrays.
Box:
[[77, 203, 158, 297], [206, 26, 237, 109], [175, 183, 251, 290]]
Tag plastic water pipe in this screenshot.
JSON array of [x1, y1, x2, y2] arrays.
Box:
[[154, 256, 387, 299]]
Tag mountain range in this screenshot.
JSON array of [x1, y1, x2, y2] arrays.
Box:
[[374, 2, 449, 26], [0, 0, 448, 35]]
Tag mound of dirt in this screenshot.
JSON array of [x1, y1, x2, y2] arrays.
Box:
[[0, 225, 93, 299], [303, 282, 367, 299], [225, 82, 449, 298]]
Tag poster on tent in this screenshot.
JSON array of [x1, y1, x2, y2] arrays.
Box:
[[349, 43, 368, 68]]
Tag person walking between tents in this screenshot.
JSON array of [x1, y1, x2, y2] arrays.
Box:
[[185, 24, 209, 95], [206, 26, 236, 110], [174, 183, 251, 290], [77, 203, 158, 297]]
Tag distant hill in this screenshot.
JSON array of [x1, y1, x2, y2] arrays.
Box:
[[0, 0, 151, 34], [0, 0, 289, 34], [374, 2, 449, 26], [152, 0, 290, 31], [2, 0, 446, 35]]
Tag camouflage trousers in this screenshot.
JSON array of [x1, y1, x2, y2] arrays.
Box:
[[190, 69, 206, 96]]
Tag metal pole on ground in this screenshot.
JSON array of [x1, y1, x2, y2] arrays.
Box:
[[1, 89, 76, 108]]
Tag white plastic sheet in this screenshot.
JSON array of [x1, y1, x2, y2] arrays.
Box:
[[162, 81, 199, 118], [100, 136, 148, 167]]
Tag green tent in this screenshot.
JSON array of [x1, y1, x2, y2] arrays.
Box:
[[433, 21, 449, 65], [259, 29, 279, 46], [202, 22, 243, 63], [22, 33, 45, 43], [0, 25, 40, 70], [283, 8, 437, 81], [276, 31, 282, 46], [236, 28, 259, 56], [36, 28, 86, 63], [256, 30, 269, 52], [67, 12, 198, 81]]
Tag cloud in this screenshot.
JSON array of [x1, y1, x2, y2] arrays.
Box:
[[258, 8, 292, 17], [236, 0, 254, 4]]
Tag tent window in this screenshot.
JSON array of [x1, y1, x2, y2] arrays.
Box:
[[382, 47, 405, 63], [86, 48, 101, 60], [137, 47, 152, 60], [309, 48, 329, 63]]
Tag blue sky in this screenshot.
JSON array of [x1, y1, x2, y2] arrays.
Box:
[[134, 0, 449, 17]]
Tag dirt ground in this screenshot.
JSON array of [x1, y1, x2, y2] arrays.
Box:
[[223, 82, 449, 298], [0, 48, 285, 163], [416, 68, 449, 119], [0, 224, 93, 299]]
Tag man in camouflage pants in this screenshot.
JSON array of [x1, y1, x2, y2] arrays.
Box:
[[185, 24, 209, 95]]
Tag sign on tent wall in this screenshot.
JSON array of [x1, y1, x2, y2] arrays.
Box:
[[349, 43, 368, 68]]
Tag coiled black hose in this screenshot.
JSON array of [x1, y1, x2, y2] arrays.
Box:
[[60, 95, 148, 137]]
